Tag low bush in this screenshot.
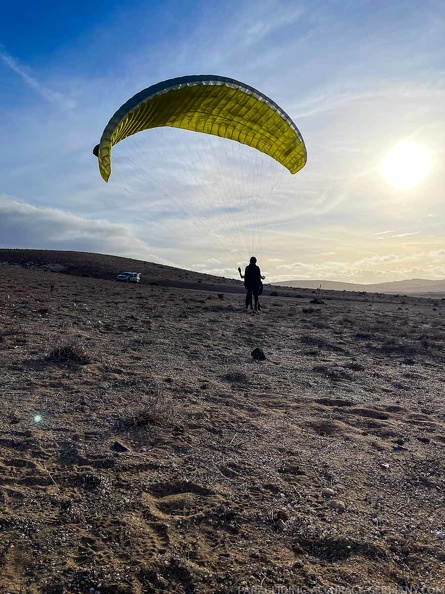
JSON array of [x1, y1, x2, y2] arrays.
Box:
[[115, 391, 176, 431], [47, 337, 92, 365]]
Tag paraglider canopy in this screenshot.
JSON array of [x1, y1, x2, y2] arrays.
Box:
[[94, 74, 307, 182]]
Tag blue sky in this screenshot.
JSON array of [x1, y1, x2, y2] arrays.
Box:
[[1, 0, 444, 282]]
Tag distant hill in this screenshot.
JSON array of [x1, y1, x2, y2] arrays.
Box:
[[2, 249, 442, 300], [272, 278, 445, 295], [0, 248, 246, 293]]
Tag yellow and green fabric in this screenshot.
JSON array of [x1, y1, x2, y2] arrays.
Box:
[[95, 74, 307, 182]]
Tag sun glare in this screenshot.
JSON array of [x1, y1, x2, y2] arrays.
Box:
[[379, 141, 431, 190]]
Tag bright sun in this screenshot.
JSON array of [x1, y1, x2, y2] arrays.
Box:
[[379, 141, 431, 190]]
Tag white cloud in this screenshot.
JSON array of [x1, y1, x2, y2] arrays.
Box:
[[271, 247, 445, 284], [390, 231, 420, 238], [242, 3, 305, 47], [0, 195, 174, 265], [374, 230, 394, 236], [0, 46, 75, 111]]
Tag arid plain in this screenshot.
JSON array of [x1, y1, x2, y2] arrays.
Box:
[[1, 250, 444, 594]]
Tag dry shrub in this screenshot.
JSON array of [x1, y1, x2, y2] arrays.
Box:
[[46, 336, 92, 365], [222, 370, 249, 385], [115, 391, 176, 431]]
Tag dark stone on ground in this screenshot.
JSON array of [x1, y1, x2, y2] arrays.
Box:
[[251, 348, 266, 361]]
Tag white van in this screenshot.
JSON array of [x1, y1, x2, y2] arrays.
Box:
[[116, 272, 141, 283]]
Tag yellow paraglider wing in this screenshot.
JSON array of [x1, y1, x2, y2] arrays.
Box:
[[96, 75, 307, 182]]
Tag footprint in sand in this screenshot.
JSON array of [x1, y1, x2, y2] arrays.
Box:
[[144, 480, 221, 521], [81, 514, 170, 562], [1, 457, 55, 487]]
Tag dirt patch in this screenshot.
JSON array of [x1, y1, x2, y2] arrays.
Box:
[[0, 255, 444, 592]]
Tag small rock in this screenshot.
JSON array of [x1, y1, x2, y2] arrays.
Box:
[[275, 510, 289, 522], [330, 499, 346, 512], [321, 487, 335, 498], [111, 441, 130, 453], [251, 348, 266, 361], [380, 463, 390, 469]]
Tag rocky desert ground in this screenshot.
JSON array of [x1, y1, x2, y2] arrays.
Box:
[[0, 250, 444, 594]]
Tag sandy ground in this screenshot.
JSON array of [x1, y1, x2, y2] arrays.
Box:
[[0, 252, 444, 593]]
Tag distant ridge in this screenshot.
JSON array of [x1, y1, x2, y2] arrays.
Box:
[[2, 249, 443, 299], [273, 278, 445, 295], [0, 248, 244, 293]]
